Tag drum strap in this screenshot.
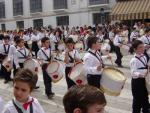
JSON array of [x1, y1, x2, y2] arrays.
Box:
[[88, 51, 104, 68], [12, 99, 33, 113], [41, 49, 51, 61], [3, 44, 10, 54], [135, 56, 148, 69], [146, 36, 150, 45], [17, 49, 27, 58], [68, 50, 76, 63]]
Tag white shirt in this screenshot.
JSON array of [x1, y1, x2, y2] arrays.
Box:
[[83, 49, 107, 75], [23, 35, 31, 42], [130, 54, 148, 78], [2, 96, 45, 113], [113, 35, 122, 46], [130, 31, 139, 42], [109, 31, 114, 40], [140, 35, 150, 46], [53, 36, 60, 43], [96, 34, 104, 42], [13, 47, 30, 68], [37, 47, 53, 63], [63, 49, 80, 67], [31, 34, 39, 42], [0, 44, 17, 59]]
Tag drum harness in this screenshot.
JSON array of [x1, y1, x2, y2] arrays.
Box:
[[135, 56, 148, 70]]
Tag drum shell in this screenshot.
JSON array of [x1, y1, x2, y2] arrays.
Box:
[[101, 67, 126, 96], [46, 61, 64, 83], [120, 45, 130, 56], [69, 63, 87, 85], [24, 58, 40, 74], [2, 57, 13, 72], [75, 42, 84, 51], [146, 74, 150, 94]]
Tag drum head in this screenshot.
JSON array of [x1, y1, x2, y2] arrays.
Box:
[[47, 62, 59, 74], [24, 59, 40, 73], [102, 67, 125, 81]]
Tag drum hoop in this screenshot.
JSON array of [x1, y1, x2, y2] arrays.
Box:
[[100, 86, 120, 96], [103, 67, 126, 79], [47, 61, 60, 74], [68, 62, 83, 77], [24, 58, 40, 67]]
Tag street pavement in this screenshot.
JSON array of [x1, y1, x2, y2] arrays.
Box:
[[0, 53, 138, 113]]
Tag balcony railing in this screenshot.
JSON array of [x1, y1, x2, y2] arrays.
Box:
[[89, 0, 109, 5]]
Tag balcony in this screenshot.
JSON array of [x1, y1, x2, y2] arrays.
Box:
[[88, 0, 109, 7]]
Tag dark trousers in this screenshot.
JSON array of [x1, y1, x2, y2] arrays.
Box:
[[65, 67, 76, 89], [54, 43, 58, 51], [1, 65, 11, 81], [109, 40, 115, 52], [87, 74, 101, 88], [42, 64, 52, 96], [13, 63, 24, 77], [132, 78, 150, 113], [115, 46, 123, 66], [32, 42, 39, 58]]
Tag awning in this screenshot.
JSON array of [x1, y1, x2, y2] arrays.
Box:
[[110, 0, 150, 21]]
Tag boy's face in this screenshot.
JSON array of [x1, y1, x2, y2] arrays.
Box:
[[3, 39, 9, 44], [87, 104, 105, 113], [66, 43, 74, 51], [18, 40, 24, 48], [44, 40, 50, 48], [92, 41, 101, 51], [13, 81, 31, 103], [135, 44, 145, 55]]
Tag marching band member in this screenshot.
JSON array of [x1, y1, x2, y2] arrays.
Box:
[[113, 29, 124, 67], [130, 40, 150, 113], [63, 38, 81, 89], [23, 31, 31, 49], [2, 69, 45, 113], [130, 28, 140, 42], [31, 30, 39, 58], [0, 35, 16, 83], [83, 36, 111, 88], [37, 37, 55, 99], [139, 28, 150, 61], [13, 38, 31, 76], [53, 31, 61, 51]]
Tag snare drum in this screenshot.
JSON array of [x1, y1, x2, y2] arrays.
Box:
[[101, 67, 126, 96], [101, 43, 111, 55], [75, 42, 84, 51], [120, 45, 130, 56], [58, 43, 65, 52], [46, 61, 64, 83], [24, 58, 40, 74], [69, 62, 87, 85], [146, 73, 150, 94], [2, 57, 13, 72]]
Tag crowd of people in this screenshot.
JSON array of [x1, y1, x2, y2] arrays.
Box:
[[0, 21, 150, 113]]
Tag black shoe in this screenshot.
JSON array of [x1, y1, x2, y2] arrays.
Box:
[[47, 92, 55, 99], [4, 80, 9, 84], [34, 86, 40, 89], [118, 65, 123, 68]]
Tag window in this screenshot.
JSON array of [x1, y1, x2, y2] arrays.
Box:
[[16, 21, 24, 30], [30, 0, 42, 13], [0, 2, 5, 18], [56, 16, 69, 26], [89, 0, 109, 5], [93, 13, 109, 24], [54, 0, 67, 9], [13, 0, 23, 16], [1, 24, 6, 31], [33, 19, 43, 28]]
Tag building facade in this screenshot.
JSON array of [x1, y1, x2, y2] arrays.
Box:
[[0, 0, 116, 30]]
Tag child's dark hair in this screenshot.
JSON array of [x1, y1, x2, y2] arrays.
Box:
[[65, 38, 75, 44], [87, 36, 98, 49], [41, 37, 49, 43], [16, 38, 24, 45], [3, 35, 10, 40], [132, 40, 143, 51], [63, 85, 106, 113], [14, 69, 38, 92]]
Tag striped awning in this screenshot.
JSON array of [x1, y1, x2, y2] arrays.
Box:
[[110, 0, 150, 20]]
